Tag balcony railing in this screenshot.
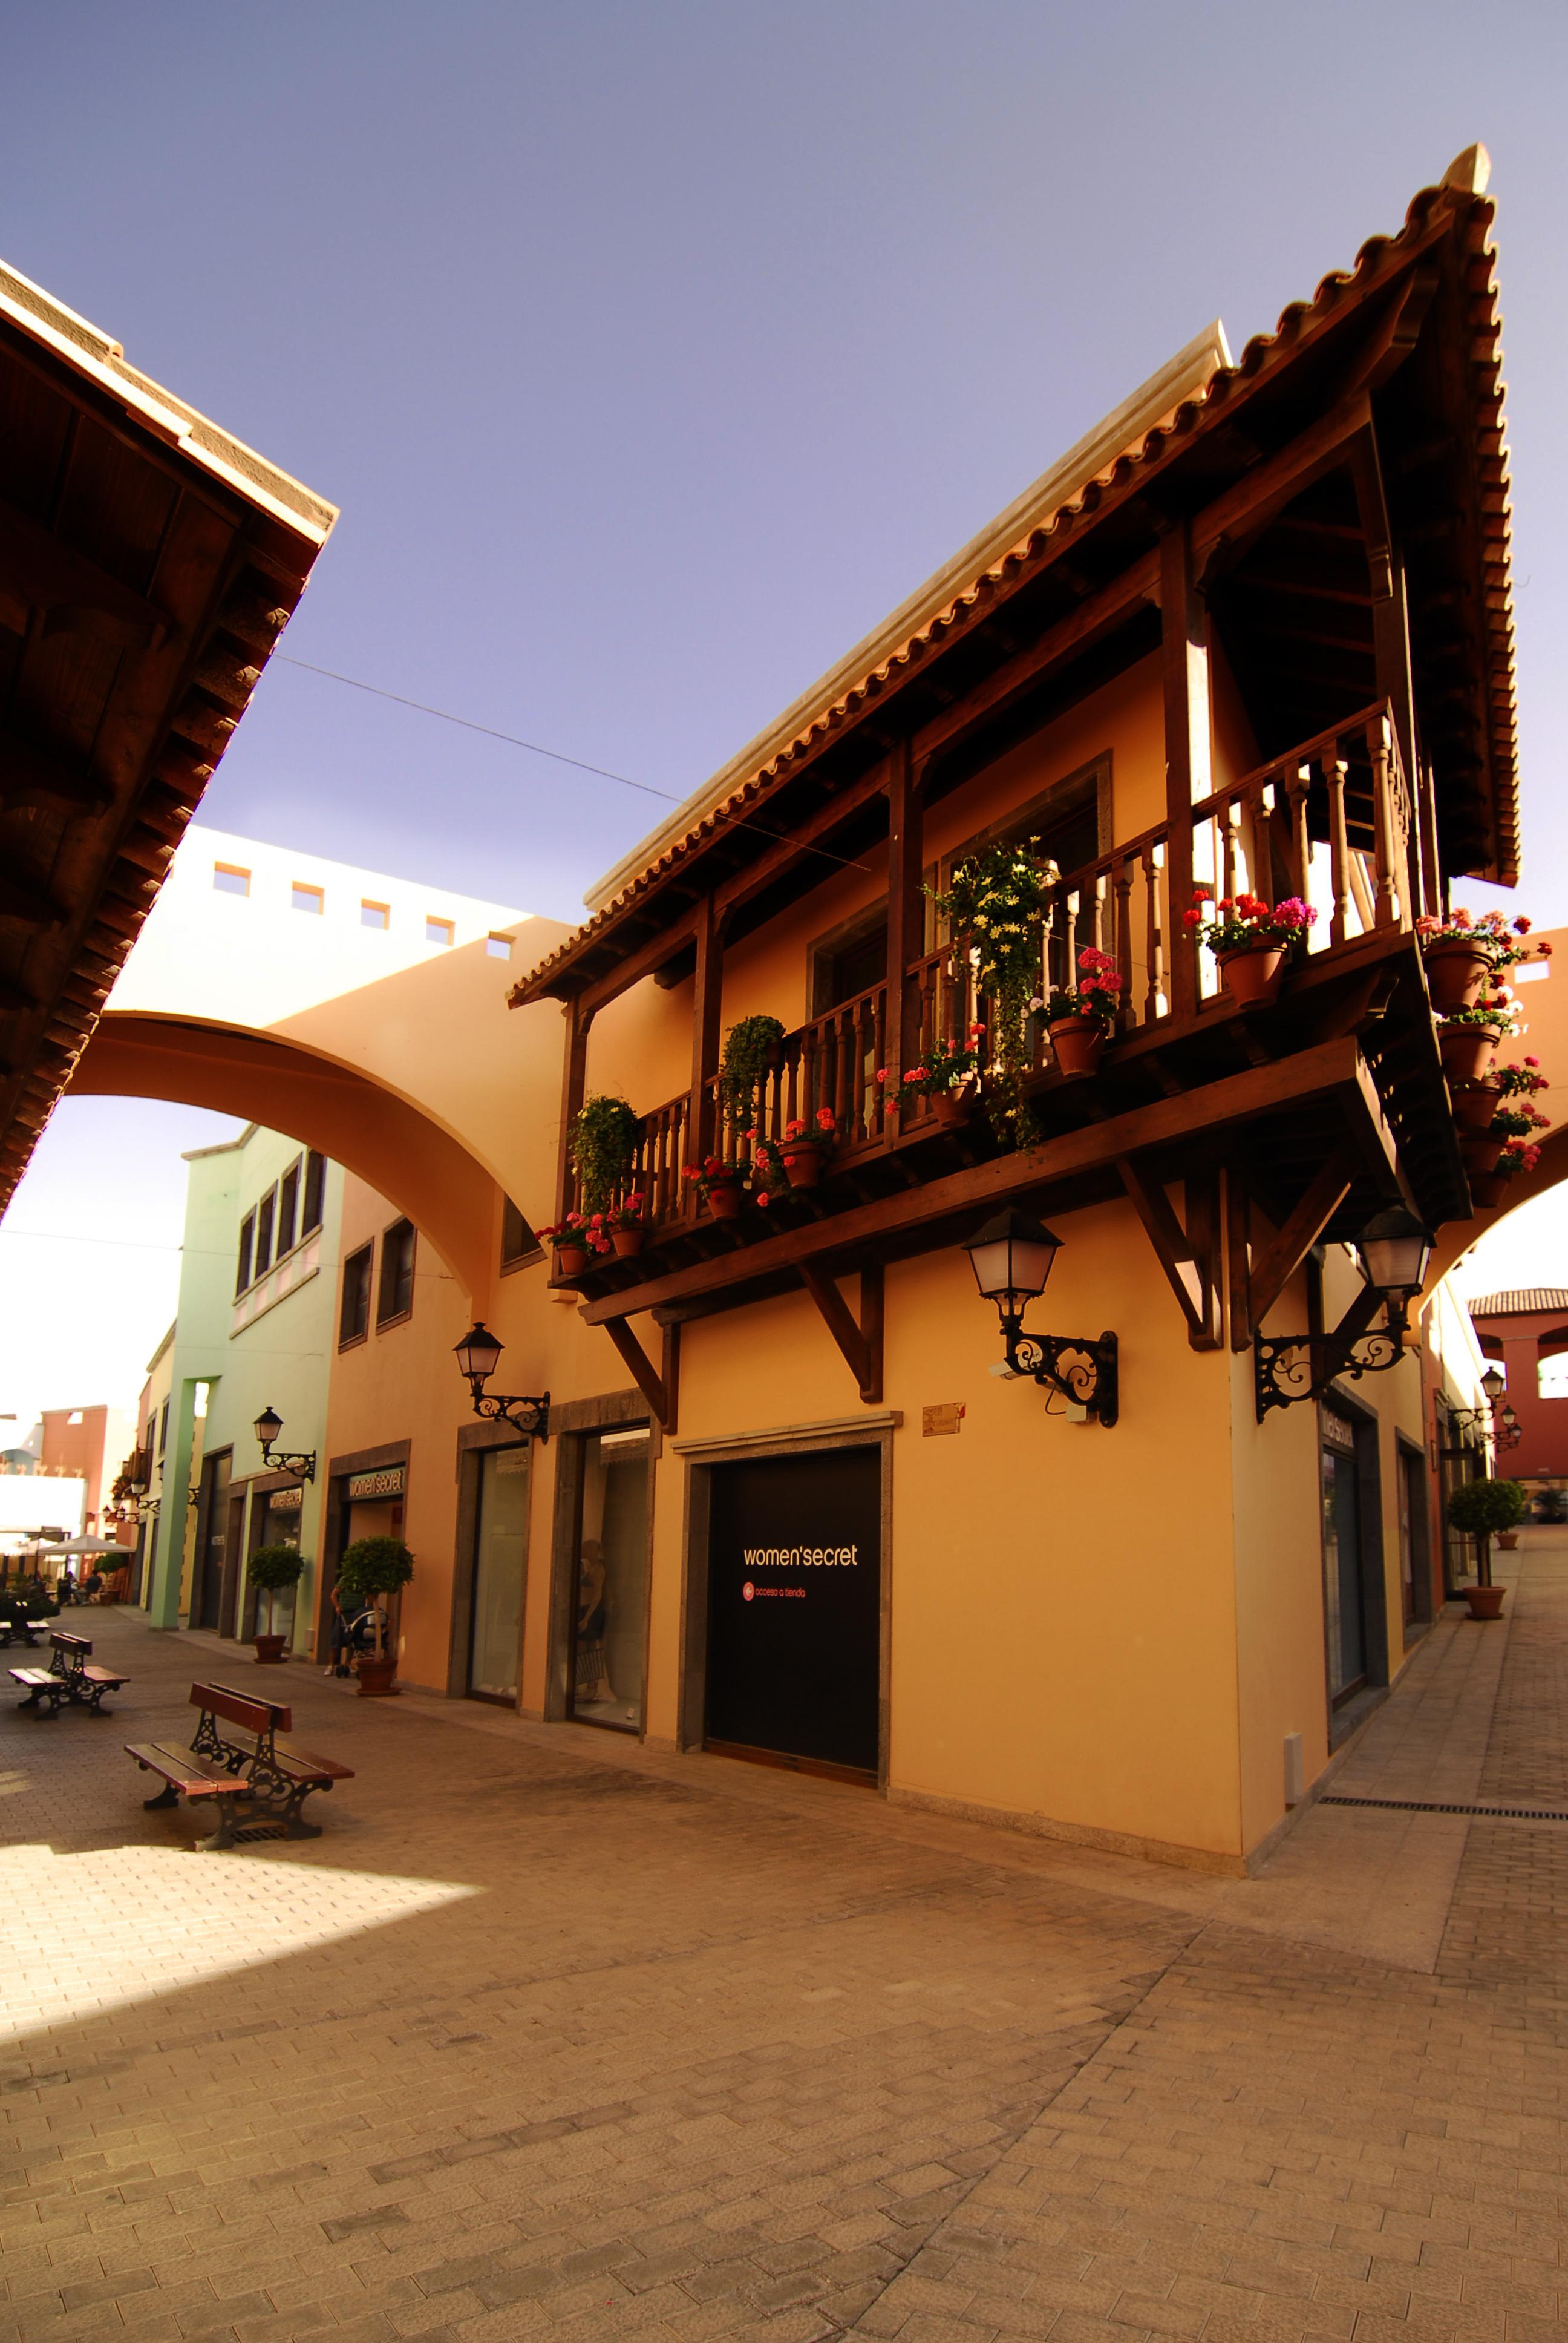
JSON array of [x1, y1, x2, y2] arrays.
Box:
[[561, 700, 1414, 1233], [908, 696, 1411, 1101]]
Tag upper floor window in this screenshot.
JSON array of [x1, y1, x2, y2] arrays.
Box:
[[425, 914, 455, 947], [158, 1398, 169, 1457], [377, 1219, 417, 1323], [486, 932, 513, 960], [213, 862, 250, 897], [236, 1210, 255, 1296], [302, 1150, 326, 1234], [276, 1161, 300, 1258], [501, 1197, 539, 1270], [362, 899, 390, 930], [254, 1189, 275, 1277], [340, 1244, 373, 1345], [292, 882, 324, 916]]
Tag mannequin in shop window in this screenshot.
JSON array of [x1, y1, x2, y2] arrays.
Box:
[[575, 1539, 606, 1703]]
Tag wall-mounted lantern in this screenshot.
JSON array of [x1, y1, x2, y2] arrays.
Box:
[[962, 1210, 1119, 1426], [253, 1405, 317, 1484], [1450, 1365, 1507, 1438], [454, 1323, 550, 1443], [1255, 1205, 1434, 1419]]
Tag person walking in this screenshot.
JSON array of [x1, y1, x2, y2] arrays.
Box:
[[324, 1576, 358, 1679]]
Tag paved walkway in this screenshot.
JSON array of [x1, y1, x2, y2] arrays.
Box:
[[2, 1539, 1565, 2343]]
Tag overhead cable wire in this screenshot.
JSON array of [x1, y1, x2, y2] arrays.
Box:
[[273, 655, 869, 871]]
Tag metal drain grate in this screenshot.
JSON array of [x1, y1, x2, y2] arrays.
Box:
[[1321, 1794, 1568, 1821]]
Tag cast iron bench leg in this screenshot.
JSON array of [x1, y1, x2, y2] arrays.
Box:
[[143, 1782, 180, 1811]]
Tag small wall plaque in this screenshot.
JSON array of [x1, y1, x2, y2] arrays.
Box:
[[922, 1403, 965, 1437]]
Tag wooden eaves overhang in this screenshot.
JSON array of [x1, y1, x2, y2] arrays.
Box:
[[0, 258, 338, 1216], [514, 146, 1515, 1017]]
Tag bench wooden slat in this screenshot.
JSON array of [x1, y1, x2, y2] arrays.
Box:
[[189, 1682, 281, 1737], [207, 1682, 293, 1728], [273, 1743, 355, 1784], [125, 1740, 250, 1795], [10, 1668, 54, 1687]]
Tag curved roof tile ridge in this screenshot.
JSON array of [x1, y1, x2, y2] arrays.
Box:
[[514, 156, 1508, 1004]]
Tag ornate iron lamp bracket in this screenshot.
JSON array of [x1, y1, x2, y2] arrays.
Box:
[[1002, 1323, 1119, 1426], [1254, 1328, 1405, 1420], [467, 1390, 551, 1444], [258, 1443, 316, 1485]]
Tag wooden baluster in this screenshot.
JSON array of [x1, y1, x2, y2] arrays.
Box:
[[1287, 764, 1312, 906], [1141, 847, 1160, 1027], [871, 988, 886, 1136], [801, 1027, 818, 1132], [1063, 890, 1079, 997], [835, 1009, 853, 1133], [1091, 877, 1106, 958], [1220, 801, 1237, 908], [1113, 858, 1135, 1031], [1246, 784, 1272, 905], [1325, 755, 1350, 946], [1368, 718, 1397, 928]]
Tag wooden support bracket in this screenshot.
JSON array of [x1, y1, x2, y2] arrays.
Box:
[[601, 1317, 679, 1434], [799, 1262, 884, 1403], [1115, 1156, 1220, 1349], [1244, 1148, 1356, 1337]]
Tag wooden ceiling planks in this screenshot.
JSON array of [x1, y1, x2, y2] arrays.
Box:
[[0, 263, 336, 1215]]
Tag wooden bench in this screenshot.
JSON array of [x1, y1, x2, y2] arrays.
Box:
[[10, 1630, 128, 1716], [0, 1599, 45, 1650], [126, 1682, 354, 1851]]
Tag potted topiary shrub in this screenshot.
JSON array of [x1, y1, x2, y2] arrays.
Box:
[[338, 1535, 414, 1695], [1445, 1475, 1527, 1619], [570, 1095, 641, 1215], [248, 1542, 305, 1665]]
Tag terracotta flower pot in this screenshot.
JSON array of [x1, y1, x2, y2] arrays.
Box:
[[1459, 1130, 1505, 1178], [252, 1633, 287, 1666], [783, 1149, 824, 1190], [1497, 1531, 1520, 1551], [1468, 1169, 1512, 1210], [705, 1179, 743, 1221], [933, 1089, 973, 1130], [1438, 1023, 1499, 1084], [1217, 945, 1284, 1007], [356, 1654, 399, 1697], [1424, 939, 1493, 1015], [553, 1245, 590, 1277], [1463, 1584, 1506, 1621], [1454, 1078, 1504, 1133], [610, 1226, 645, 1257], [1047, 1015, 1106, 1077]]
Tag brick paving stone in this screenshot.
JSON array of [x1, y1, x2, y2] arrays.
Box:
[[4, 1550, 1568, 2339]]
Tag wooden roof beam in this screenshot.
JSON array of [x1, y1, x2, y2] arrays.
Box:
[[0, 493, 170, 647], [0, 729, 114, 813]]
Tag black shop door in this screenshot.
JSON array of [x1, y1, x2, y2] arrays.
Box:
[[705, 1446, 881, 1778]]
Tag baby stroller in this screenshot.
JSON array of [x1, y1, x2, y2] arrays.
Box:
[[329, 1601, 381, 1677]]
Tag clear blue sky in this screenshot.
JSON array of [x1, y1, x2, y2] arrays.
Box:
[[7, 1, 1566, 922], [4, 2, 1567, 1427]]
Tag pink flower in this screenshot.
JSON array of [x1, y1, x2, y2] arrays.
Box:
[[756, 1192, 771, 1209], [1515, 915, 1533, 934], [875, 1067, 887, 1083]]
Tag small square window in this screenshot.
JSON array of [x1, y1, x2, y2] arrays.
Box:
[[425, 915, 455, 947], [214, 863, 250, 897], [486, 932, 513, 960], [361, 900, 390, 930], [292, 882, 324, 915]]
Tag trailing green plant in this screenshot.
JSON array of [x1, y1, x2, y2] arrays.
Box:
[[569, 1095, 641, 1214], [1446, 1475, 1527, 1588], [719, 1015, 785, 1129], [248, 1542, 305, 1636], [338, 1535, 415, 1656], [928, 842, 1058, 1145]]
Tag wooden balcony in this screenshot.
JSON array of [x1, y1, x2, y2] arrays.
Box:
[[558, 701, 1466, 1354]]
